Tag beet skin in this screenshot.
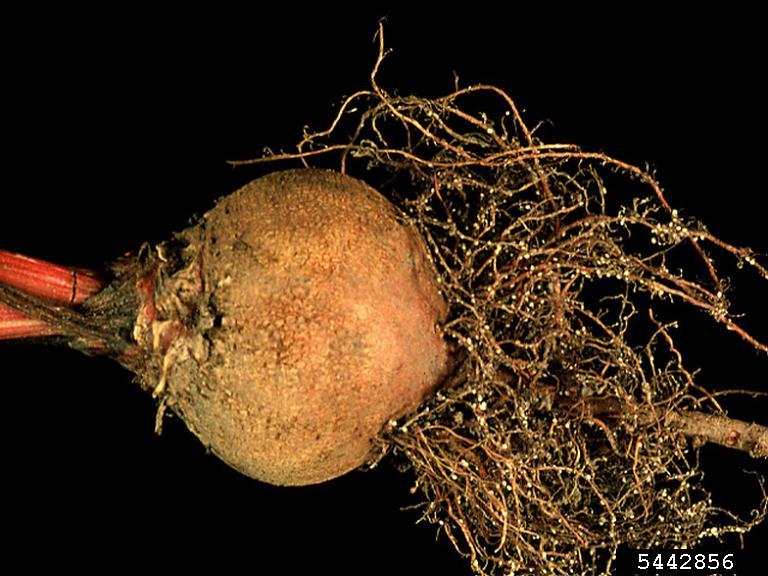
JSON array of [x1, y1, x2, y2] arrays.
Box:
[[136, 169, 452, 485]]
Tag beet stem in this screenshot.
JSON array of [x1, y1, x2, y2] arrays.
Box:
[[0, 250, 105, 341], [0, 306, 57, 339]]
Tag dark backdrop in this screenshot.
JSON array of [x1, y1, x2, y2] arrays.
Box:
[[1, 8, 765, 575]]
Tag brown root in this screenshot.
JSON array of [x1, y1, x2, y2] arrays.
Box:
[[234, 24, 768, 575], [666, 411, 767, 458], [152, 169, 453, 486]]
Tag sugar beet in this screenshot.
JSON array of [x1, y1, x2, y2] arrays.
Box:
[[130, 169, 453, 485]]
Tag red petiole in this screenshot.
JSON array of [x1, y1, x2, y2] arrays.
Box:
[[0, 250, 105, 340]]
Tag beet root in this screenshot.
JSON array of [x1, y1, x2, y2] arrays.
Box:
[[132, 169, 453, 485]]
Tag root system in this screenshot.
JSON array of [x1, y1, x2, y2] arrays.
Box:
[[232, 26, 768, 575]]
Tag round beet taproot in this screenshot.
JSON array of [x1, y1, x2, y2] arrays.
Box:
[[122, 168, 452, 485], [0, 169, 451, 485], [0, 168, 453, 485]]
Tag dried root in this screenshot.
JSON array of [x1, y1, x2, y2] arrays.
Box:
[[233, 25, 768, 576]]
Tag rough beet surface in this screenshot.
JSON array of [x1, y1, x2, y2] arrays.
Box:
[[149, 169, 452, 485]]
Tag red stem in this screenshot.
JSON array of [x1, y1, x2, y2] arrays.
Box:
[[0, 250, 105, 339], [0, 306, 57, 338]]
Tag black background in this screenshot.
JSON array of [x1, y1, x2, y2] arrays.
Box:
[[1, 7, 766, 574]]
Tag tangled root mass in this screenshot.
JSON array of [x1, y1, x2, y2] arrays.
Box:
[[235, 29, 768, 576]]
